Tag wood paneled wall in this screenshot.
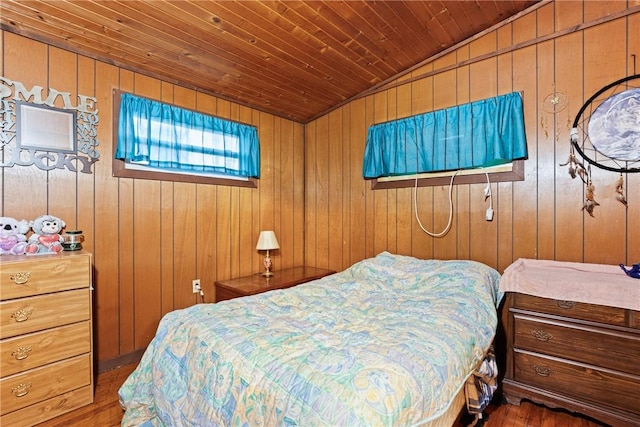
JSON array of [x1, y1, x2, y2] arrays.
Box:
[[0, 31, 305, 367], [304, 1, 640, 274], [2, 1, 639, 369]]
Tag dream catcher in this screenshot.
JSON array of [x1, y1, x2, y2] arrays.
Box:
[[560, 74, 640, 217], [540, 90, 571, 140]]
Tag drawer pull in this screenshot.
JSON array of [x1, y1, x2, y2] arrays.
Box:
[[12, 382, 32, 398], [10, 307, 34, 322], [52, 261, 72, 273], [531, 330, 553, 342], [9, 272, 31, 285], [555, 300, 576, 309], [11, 346, 32, 360], [533, 365, 553, 377]]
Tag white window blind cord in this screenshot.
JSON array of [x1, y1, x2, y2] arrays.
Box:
[[414, 170, 494, 238], [414, 170, 459, 238]]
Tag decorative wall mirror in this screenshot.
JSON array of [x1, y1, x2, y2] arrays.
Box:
[[0, 76, 100, 174], [17, 101, 77, 153]]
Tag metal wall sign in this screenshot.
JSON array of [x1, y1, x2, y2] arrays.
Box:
[[0, 76, 100, 174]]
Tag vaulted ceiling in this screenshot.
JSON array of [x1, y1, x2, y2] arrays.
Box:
[[0, 1, 539, 123]]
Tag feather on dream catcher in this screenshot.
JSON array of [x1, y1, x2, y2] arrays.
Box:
[[560, 74, 640, 217]]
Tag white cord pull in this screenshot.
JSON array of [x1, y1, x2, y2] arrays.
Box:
[[485, 173, 493, 222], [485, 207, 494, 221]]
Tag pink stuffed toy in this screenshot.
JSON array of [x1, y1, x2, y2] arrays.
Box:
[[0, 217, 30, 255], [26, 214, 66, 254]]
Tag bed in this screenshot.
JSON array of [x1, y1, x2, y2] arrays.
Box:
[[119, 252, 503, 426]]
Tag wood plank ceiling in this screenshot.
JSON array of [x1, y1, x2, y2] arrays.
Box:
[[0, 1, 539, 123]]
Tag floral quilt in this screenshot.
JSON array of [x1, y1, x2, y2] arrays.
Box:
[[119, 252, 502, 426]]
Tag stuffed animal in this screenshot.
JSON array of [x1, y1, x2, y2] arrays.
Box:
[[0, 217, 30, 255], [26, 214, 66, 254]]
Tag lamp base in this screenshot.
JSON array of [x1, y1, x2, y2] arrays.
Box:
[[262, 251, 274, 277]]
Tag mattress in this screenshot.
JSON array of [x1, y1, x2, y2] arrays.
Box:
[[119, 251, 502, 426]]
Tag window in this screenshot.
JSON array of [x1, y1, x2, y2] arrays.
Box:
[[362, 92, 527, 188], [112, 91, 259, 187]]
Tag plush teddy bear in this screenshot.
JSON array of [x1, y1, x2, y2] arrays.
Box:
[[26, 214, 66, 254], [0, 217, 30, 255]]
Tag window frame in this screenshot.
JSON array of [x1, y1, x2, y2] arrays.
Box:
[[111, 90, 257, 188], [369, 160, 525, 189]]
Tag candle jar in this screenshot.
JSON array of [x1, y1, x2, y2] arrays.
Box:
[[63, 230, 84, 251]]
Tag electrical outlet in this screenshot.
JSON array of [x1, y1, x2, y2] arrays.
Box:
[[192, 279, 201, 294]]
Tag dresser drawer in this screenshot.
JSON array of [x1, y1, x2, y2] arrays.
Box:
[[0, 322, 91, 376], [513, 293, 626, 326], [514, 315, 640, 376], [0, 253, 91, 301], [0, 289, 90, 339], [0, 353, 91, 414], [0, 384, 93, 427], [513, 349, 640, 415]]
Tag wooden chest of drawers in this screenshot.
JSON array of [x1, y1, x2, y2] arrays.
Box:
[[502, 292, 640, 427], [0, 252, 94, 426]]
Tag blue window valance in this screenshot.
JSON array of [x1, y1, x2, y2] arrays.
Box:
[[116, 93, 260, 178], [362, 92, 527, 178]]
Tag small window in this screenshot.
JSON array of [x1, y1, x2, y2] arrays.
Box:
[[362, 92, 527, 188], [112, 91, 259, 187]]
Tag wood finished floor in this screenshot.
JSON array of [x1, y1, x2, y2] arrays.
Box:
[[35, 364, 607, 427]]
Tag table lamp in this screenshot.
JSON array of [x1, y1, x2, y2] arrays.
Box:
[[256, 230, 279, 277]]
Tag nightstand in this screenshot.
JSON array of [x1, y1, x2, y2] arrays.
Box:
[[215, 266, 335, 302]]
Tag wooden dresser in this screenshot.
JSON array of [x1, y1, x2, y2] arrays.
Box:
[[0, 251, 94, 426], [502, 292, 640, 426]]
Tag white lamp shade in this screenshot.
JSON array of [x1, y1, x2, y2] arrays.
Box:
[[256, 230, 279, 250]]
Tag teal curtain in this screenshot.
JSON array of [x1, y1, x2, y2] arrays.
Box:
[[362, 92, 527, 178], [116, 93, 260, 178]]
